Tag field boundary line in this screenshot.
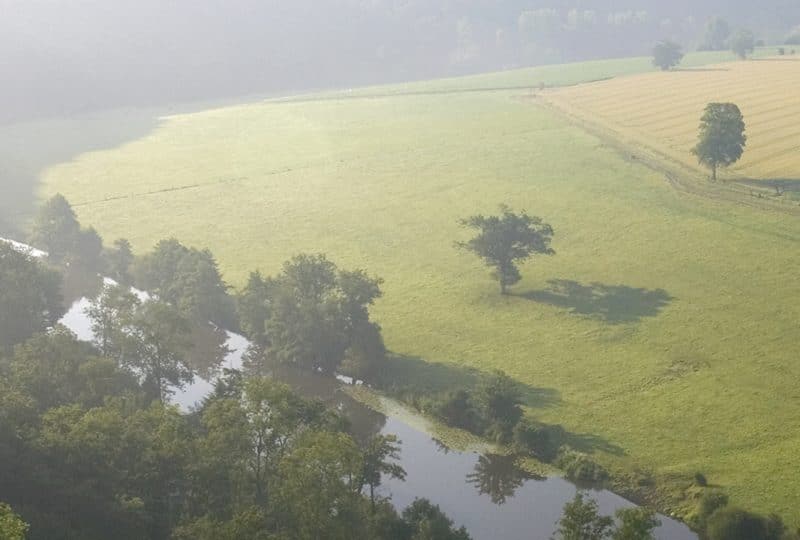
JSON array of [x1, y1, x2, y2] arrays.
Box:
[[535, 94, 800, 216]]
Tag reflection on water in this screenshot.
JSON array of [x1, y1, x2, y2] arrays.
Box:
[[55, 273, 696, 540], [467, 454, 542, 505]]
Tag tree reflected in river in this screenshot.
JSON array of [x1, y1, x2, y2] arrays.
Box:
[[466, 454, 543, 505]]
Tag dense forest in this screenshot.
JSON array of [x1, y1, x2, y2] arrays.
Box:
[[0, 196, 474, 539], [2, 0, 800, 122]]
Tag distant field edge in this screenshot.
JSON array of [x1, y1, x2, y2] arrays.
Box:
[[267, 48, 776, 105], [536, 81, 800, 217]]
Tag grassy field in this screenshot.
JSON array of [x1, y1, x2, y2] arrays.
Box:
[[31, 52, 800, 524], [545, 56, 800, 183]]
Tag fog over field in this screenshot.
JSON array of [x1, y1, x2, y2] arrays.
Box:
[[2, 0, 799, 122], [2, 2, 800, 540]]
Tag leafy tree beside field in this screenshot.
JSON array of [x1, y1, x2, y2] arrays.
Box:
[[701, 17, 731, 51], [652, 40, 683, 70], [237, 254, 385, 375], [730, 29, 756, 59], [692, 103, 747, 182], [457, 206, 554, 295]]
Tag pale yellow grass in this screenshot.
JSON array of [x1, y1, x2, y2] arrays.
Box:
[[544, 57, 800, 181]]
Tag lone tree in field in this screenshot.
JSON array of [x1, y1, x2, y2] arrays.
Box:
[[457, 205, 554, 295], [692, 103, 746, 182], [730, 29, 756, 59], [652, 40, 683, 70]]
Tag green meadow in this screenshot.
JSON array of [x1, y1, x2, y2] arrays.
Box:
[[29, 50, 800, 523]]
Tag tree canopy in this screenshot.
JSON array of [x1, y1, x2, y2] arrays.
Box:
[[692, 103, 747, 181], [652, 40, 683, 70], [238, 254, 385, 374], [730, 29, 756, 59], [0, 242, 63, 351], [134, 238, 235, 326], [457, 206, 554, 294]]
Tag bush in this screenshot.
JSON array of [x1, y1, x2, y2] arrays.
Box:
[[430, 389, 483, 433], [512, 418, 565, 462], [697, 491, 729, 523], [694, 472, 708, 487], [555, 449, 609, 484], [705, 506, 789, 540]]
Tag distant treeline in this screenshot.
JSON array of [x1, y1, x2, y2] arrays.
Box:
[[3, 0, 800, 122]]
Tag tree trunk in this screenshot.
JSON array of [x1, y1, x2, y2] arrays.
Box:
[[711, 163, 717, 182], [500, 280, 507, 295], [370, 484, 375, 514]]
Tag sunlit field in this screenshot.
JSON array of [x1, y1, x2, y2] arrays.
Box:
[[545, 56, 800, 182], [38, 53, 800, 524]]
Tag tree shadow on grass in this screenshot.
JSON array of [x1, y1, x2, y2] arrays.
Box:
[[517, 279, 674, 324], [380, 353, 561, 410], [566, 431, 625, 457]]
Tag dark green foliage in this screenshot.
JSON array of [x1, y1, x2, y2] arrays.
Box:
[[553, 492, 614, 540], [0, 243, 63, 351], [105, 238, 134, 284], [430, 389, 483, 433], [30, 194, 80, 261], [512, 418, 565, 462], [612, 507, 659, 540], [30, 194, 105, 269], [3, 329, 137, 411], [73, 226, 104, 270], [730, 29, 756, 59], [135, 238, 235, 326], [400, 498, 472, 540], [359, 434, 406, 510], [0, 254, 474, 540], [694, 472, 708, 487], [555, 449, 609, 484], [652, 40, 683, 70], [457, 205, 554, 294], [236, 271, 274, 347], [240, 254, 384, 375], [692, 102, 746, 181], [87, 292, 194, 402], [341, 321, 387, 382], [477, 370, 524, 444], [697, 491, 729, 524], [705, 507, 791, 540]]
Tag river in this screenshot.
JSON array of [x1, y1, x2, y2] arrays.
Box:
[[3, 237, 697, 539]]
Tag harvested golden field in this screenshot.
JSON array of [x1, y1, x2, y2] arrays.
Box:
[[544, 57, 800, 183]]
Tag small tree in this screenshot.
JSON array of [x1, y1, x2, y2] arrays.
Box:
[[692, 103, 746, 181], [358, 434, 406, 512], [652, 40, 683, 70], [477, 370, 524, 443], [612, 507, 660, 540], [553, 492, 614, 540], [730, 29, 755, 59], [126, 301, 194, 402], [30, 193, 81, 260], [106, 238, 135, 284], [457, 205, 554, 294]]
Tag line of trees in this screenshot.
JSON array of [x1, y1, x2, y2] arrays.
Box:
[[1, 198, 472, 540]]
